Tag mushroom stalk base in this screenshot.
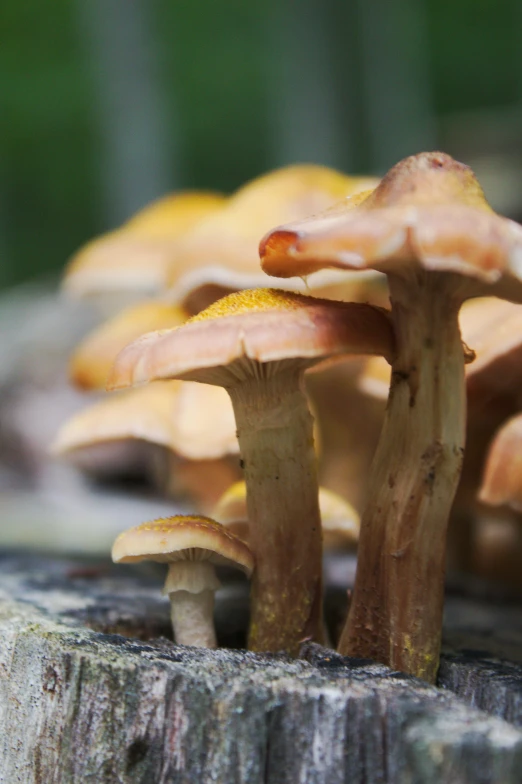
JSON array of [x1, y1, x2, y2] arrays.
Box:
[[338, 273, 466, 682], [167, 579, 217, 649], [230, 371, 323, 655]]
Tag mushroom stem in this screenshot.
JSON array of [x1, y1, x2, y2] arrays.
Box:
[[229, 370, 323, 654], [164, 561, 220, 648], [168, 589, 217, 648], [338, 272, 466, 682]]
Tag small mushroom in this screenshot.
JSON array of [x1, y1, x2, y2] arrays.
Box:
[[108, 288, 394, 654], [112, 515, 254, 647], [260, 152, 522, 681], [213, 481, 360, 550]]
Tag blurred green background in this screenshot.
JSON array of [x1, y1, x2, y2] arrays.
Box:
[[2, 0, 521, 289]]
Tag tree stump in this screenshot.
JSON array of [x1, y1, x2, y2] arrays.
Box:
[[0, 551, 522, 783]]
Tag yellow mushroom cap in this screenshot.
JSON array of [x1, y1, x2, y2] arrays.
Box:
[[107, 288, 394, 390], [63, 191, 226, 298], [51, 380, 238, 461], [212, 481, 360, 550], [70, 300, 188, 390], [165, 166, 379, 304], [260, 152, 522, 303], [111, 515, 255, 576]]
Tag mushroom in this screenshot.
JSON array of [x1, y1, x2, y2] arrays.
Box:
[[165, 165, 380, 311], [112, 515, 254, 647], [212, 481, 360, 550], [260, 152, 522, 681], [69, 300, 188, 390], [473, 408, 522, 589], [63, 191, 225, 308], [51, 380, 240, 510], [108, 288, 394, 654], [479, 414, 522, 511]]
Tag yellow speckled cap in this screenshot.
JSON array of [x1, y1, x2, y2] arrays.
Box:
[[260, 152, 522, 303], [111, 515, 254, 574], [107, 287, 394, 390]]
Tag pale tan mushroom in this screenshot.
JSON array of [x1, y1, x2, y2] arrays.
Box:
[[112, 515, 254, 647], [51, 381, 240, 510]]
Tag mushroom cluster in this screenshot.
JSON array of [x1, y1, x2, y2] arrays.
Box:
[[261, 151, 522, 681], [108, 288, 393, 653], [53, 152, 522, 681], [53, 165, 388, 651]]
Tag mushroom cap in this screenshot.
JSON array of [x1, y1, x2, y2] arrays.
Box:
[[111, 515, 255, 576], [260, 152, 522, 302], [359, 297, 522, 405], [63, 191, 226, 298], [70, 300, 188, 390], [212, 481, 359, 550], [51, 380, 238, 461], [479, 414, 522, 511], [165, 166, 379, 304], [461, 298, 522, 405], [107, 288, 395, 390]]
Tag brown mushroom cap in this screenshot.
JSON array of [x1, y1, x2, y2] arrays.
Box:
[[164, 167, 379, 304], [260, 152, 522, 302], [107, 288, 394, 390], [52, 380, 238, 461], [70, 300, 188, 390], [111, 515, 254, 576], [63, 191, 226, 298]]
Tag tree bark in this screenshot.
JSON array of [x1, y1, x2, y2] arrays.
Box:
[[1, 552, 522, 782]]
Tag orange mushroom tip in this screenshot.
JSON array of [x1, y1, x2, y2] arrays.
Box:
[[106, 288, 395, 391], [259, 152, 522, 300], [164, 165, 379, 302]]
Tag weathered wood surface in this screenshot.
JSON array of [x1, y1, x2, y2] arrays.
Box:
[[0, 552, 522, 783]]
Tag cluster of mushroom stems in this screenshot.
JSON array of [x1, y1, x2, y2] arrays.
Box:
[[56, 152, 522, 684]]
